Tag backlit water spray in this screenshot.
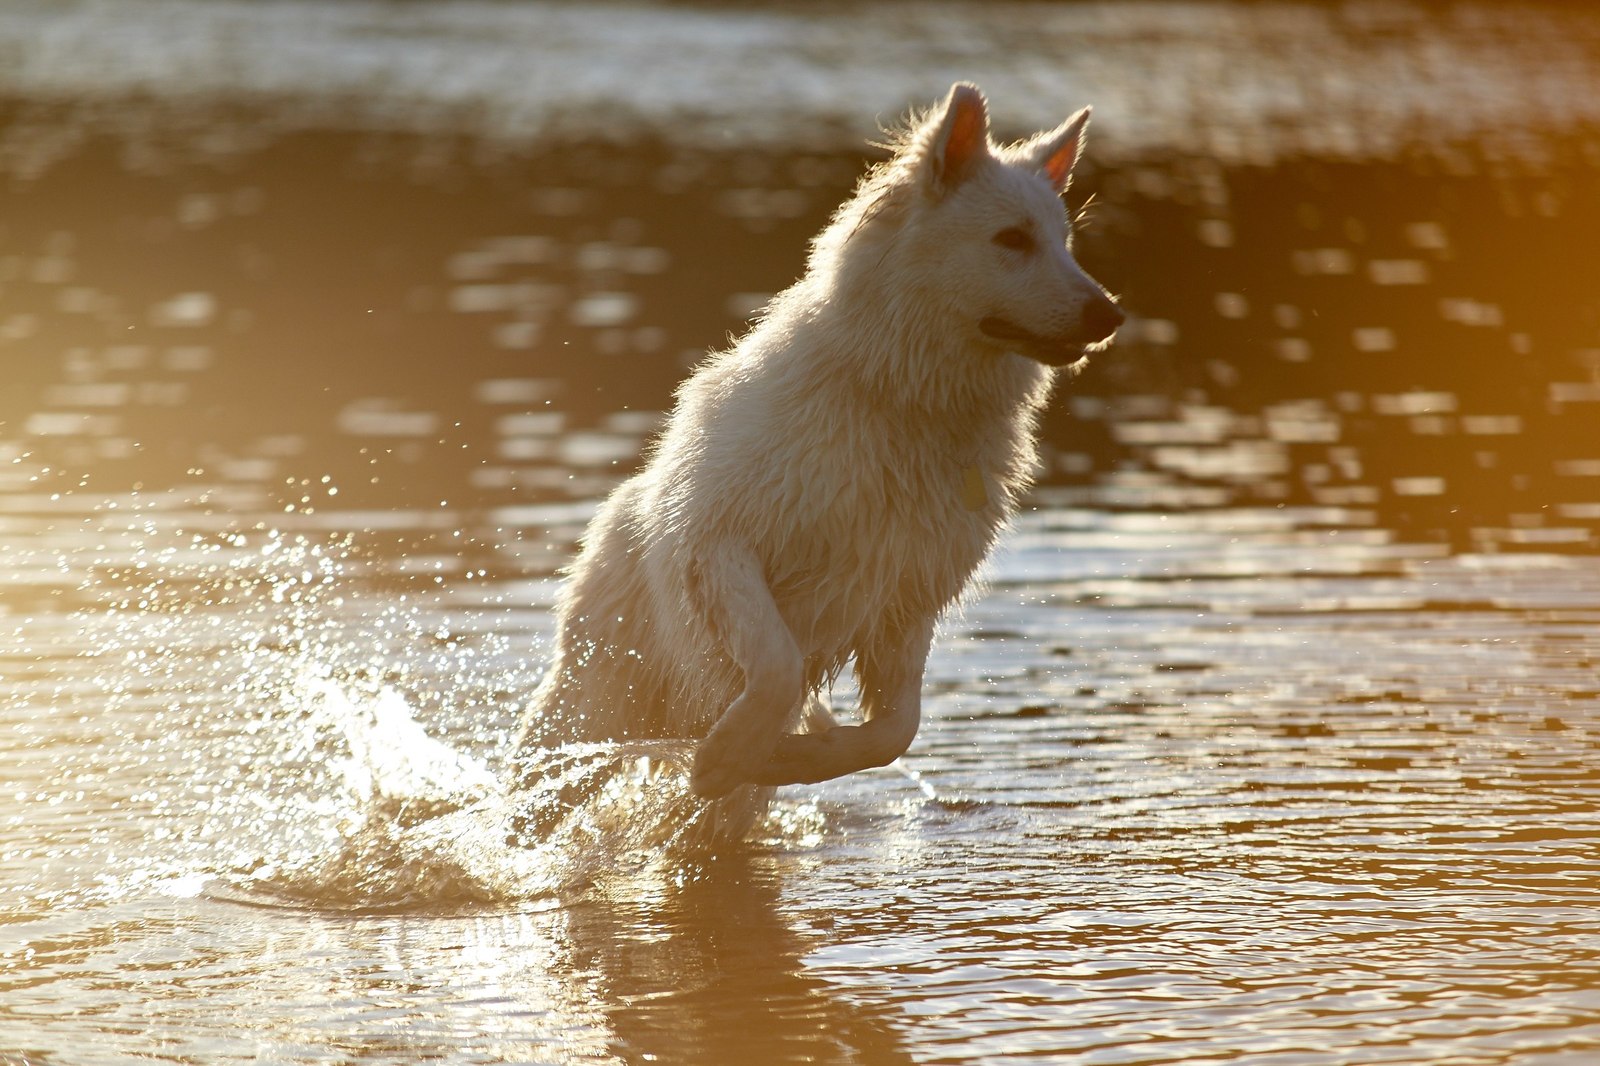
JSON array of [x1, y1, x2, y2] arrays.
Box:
[[51, 503, 808, 914]]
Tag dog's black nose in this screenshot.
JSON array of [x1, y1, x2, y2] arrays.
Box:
[[1081, 295, 1125, 343]]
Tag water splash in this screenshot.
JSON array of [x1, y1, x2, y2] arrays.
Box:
[[224, 680, 721, 913], [314, 680, 500, 826], [50, 512, 789, 915]]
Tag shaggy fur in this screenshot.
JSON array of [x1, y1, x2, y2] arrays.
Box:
[[514, 83, 1122, 840]]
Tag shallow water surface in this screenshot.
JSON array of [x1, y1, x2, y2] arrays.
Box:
[[4, 3, 1600, 1064]]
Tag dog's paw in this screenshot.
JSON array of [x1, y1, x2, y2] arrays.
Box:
[[690, 708, 778, 800], [688, 732, 752, 800]]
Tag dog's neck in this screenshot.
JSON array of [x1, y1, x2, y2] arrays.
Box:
[[803, 264, 1055, 427]]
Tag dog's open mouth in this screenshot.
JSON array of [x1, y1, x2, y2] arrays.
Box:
[[979, 316, 1092, 368]]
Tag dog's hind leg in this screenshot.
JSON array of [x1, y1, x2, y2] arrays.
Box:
[[755, 617, 933, 786], [687, 547, 806, 799]]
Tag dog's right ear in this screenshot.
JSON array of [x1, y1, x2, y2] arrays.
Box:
[[918, 83, 991, 198], [1023, 106, 1091, 196]]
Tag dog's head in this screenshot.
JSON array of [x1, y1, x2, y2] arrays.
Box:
[[898, 83, 1123, 368]]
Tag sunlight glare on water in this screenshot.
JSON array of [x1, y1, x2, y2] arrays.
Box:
[[6, 513, 744, 917], [3, 1, 1600, 1063]]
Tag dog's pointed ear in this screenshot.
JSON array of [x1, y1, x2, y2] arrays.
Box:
[[1026, 106, 1092, 195], [921, 83, 991, 197]]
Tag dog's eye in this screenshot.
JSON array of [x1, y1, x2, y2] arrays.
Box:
[[992, 226, 1035, 252]]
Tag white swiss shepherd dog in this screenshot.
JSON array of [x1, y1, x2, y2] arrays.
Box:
[[514, 83, 1123, 840]]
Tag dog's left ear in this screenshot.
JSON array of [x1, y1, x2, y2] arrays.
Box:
[[1024, 106, 1092, 196], [921, 83, 992, 197]]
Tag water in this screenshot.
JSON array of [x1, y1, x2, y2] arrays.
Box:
[[4, 2, 1600, 1062]]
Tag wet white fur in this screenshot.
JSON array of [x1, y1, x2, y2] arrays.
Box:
[[515, 83, 1117, 840]]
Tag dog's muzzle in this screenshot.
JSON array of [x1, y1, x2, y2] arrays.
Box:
[[981, 296, 1124, 367]]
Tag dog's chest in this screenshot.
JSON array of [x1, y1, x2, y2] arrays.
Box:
[[771, 428, 1007, 655]]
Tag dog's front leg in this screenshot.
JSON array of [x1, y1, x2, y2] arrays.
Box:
[[754, 618, 934, 786], [689, 548, 805, 800]]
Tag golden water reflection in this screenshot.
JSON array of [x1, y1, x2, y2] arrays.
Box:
[[5, 2, 1600, 1062]]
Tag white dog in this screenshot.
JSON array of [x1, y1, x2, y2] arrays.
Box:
[[515, 83, 1122, 838]]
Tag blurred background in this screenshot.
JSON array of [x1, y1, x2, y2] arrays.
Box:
[[4, 3, 1600, 1065], [3, 0, 1599, 550]]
